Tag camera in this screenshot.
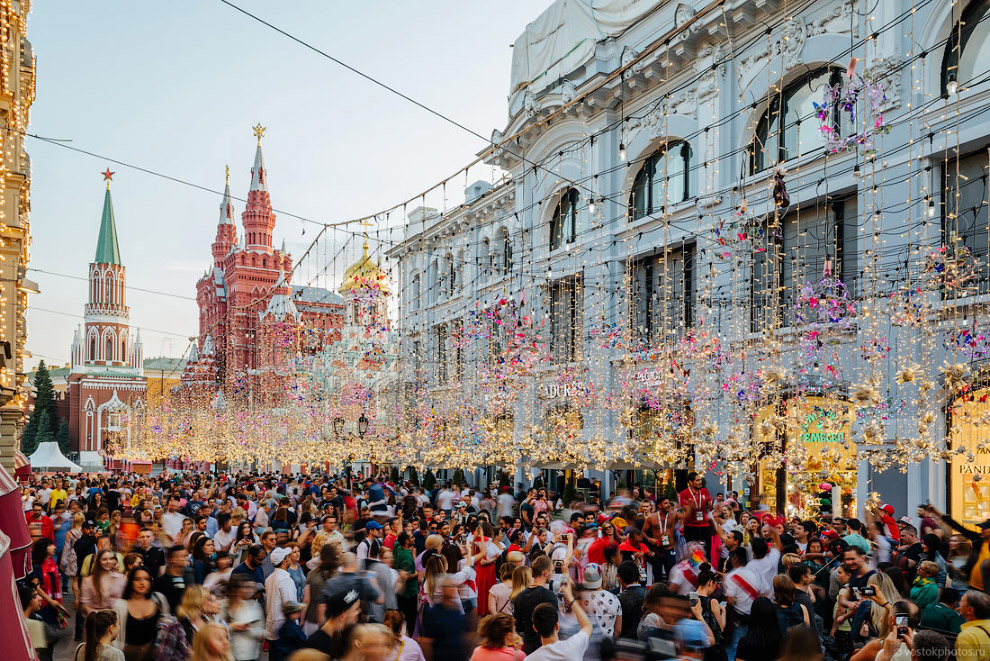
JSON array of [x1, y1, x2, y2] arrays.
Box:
[[553, 560, 564, 574], [861, 586, 875, 597], [689, 591, 699, 606]]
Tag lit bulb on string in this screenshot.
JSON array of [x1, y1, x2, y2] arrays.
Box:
[[947, 74, 959, 95], [589, 199, 597, 215], [619, 143, 627, 161], [927, 198, 936, 217]]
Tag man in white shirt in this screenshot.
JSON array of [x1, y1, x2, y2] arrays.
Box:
[[161, 495, 187, 544], [527, 580, 592, 661], [497, 487, 516, 518], [723, 548, 766, 661], [747, 525, 782, 593], [436, 485, 456, 514], [264, 547, 297, 643]]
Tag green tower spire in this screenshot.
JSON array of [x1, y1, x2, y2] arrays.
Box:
[[94, 170, 121, 265]]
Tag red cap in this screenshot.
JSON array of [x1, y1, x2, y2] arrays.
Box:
[[881, 504, 895, 515]]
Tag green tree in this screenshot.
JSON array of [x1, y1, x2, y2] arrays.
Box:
[[408, 466, 419, 485], [423, 469, 436, 491], [55, 418, 71, 456], [21, 361, 57, 455], [389, 465, 400, 483]]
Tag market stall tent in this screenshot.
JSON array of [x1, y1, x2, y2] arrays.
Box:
[[27, 442, 82, 472]]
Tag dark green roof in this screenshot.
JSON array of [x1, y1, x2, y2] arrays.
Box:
[[94, 188, 121, 265]]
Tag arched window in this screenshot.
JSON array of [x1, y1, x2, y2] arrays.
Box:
[[121, 339, 126, 363], [630, 142, 692, 221], [106, 338, 113, 362], [943, 0, 990, 95], [751, 67, 843, 173], [550, 188, 580, 251], [447, 255, 457, 295], [105, 277, 113, 305], [89, 338, 96, 361], [502, 230, 513, 274]]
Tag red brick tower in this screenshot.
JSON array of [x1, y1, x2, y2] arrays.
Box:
[[67, 170, 147, 467]]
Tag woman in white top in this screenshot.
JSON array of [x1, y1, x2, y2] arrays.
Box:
[[221, 575, 265, 661]]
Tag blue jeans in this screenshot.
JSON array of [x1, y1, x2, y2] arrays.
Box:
[[726, 622, 747, 661]]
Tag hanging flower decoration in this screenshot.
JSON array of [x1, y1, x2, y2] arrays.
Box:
[[814, 66, 889, 154], [945, 328, 990, 359], [925, 244, 978, 292], [792, 272, 857, 332]]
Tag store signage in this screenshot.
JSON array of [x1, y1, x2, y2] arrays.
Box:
[[635, 369, 663, 387], [958, 446, 990, 474], [801, 407, 844, 443], [543, 383, 581, 399]]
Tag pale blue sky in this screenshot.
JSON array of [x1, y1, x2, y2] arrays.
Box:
[[25, 0, 553, 369]]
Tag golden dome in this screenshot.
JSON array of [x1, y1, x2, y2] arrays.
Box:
[[338, 242, 391, 295]]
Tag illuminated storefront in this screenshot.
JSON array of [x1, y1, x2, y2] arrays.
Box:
[[948, 386, 990, 527], [754, 396, 857, 518]]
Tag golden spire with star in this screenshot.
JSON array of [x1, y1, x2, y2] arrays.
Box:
[[225, 164, 230, 185], [252, 123, 266, 145], [102, 167, 115, 189]]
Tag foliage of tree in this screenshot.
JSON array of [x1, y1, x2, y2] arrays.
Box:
[[423, 469, 436, 491], [55, 418, 72, 456], [20, 361, 58, 456]]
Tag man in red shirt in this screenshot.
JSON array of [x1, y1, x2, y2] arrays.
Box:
[[679, 471, 713, 555], [25, 501, 54, 542]]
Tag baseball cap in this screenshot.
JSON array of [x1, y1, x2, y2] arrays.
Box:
[[82, 520, 95, 528], [881, 504, 895, 515], [977, 519, 990, 530], [325, 588, 360, 618], [675, 619, 711, 650], [269, 547, 291, 566], [365, 521, 383, 530], [583, 563, 603, 589]]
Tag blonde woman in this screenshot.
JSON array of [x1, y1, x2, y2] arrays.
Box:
[[865, 572, 901, 639], [61, 512, 86, 580], [191, 622, 233, 661], [177, 585, 222, 646]]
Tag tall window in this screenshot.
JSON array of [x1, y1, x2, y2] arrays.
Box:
[[942, 150, 990, 290], [550, 188, 580, 251], [502, 231, 514, 274], [549, 275, 582, 364], [453, 318, 464, 380], [751, 197, 858, 331], [751, 68, 843, 173], [943, 0, 990, 95], [630, 244, 695, 346], [121, 340, 126, 362], [106, 338, 113, 362], [90, 338, 96, 361], [436, 324, 448, 385], [411, 274, 421, 310], [447, 256, 457, 296], [630, 142, 692, 220]]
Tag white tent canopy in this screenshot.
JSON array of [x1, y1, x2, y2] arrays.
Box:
[[28, 442, 82, 472]]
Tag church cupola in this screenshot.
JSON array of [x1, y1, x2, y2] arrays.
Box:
[[212, 165, 238, 267], [242, 124, 276, 253]]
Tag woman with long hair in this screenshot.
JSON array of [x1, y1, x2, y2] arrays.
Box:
[[81, 549, 126, 616], [777, 626, 823, 661], [471, 613, 522, 661], [62, 512, 86, 580], [772, 575, 810, 634], [76, 610, 124, 661], [192, 536, 217, 585], [695, 564, 726, 661], [302, 543, 339, 636], [271, 499, 292, 534], [866, 572, 901, 639], [177, 585, 222, 645], [510, 565, 532, 606], [107, 510, 123, 539], [947, 534, 974, 591], [599, 520, 622, 546], [111, 566, 170, 661], [31, 537, 66, 628], [473, 523, 502, 617], [191, 622, 233, 661], [221, 574, 264, 661], [283, 542, 305, 601], [383, 610, 426, 661], [735, 597, 781, 661], [232, 521, 257, 564]]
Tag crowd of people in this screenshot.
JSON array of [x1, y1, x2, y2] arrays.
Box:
[[15, 469, 990, 661]]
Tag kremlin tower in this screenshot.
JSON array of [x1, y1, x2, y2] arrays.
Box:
[[67, 170, 147, 467], [190, 126, 343, 394]]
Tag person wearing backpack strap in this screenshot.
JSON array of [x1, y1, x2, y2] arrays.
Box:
[[956, 589, 990, 661]]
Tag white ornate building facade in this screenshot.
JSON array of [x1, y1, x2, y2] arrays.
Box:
[[391, 0, 990, 523]]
